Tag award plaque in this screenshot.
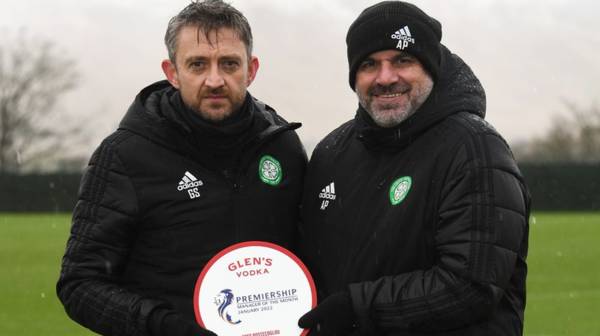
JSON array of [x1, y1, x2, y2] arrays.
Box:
[[194, 241, 316, 336]]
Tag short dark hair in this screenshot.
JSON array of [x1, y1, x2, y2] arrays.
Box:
[[164, 0, 253, 63]]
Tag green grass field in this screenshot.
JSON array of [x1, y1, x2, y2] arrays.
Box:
[[0, 212, 599, 335]]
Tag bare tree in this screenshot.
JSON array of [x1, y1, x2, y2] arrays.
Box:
[[0, 30, 80, 173], [514, 101, 600, 163], [570, 101, 600, 161]]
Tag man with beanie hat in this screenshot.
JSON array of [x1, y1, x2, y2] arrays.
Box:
[[297, 1, 530, 335]]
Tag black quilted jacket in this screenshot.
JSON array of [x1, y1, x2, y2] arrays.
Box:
[[57, 81, 307, 335], [298, 47, 530, 335]]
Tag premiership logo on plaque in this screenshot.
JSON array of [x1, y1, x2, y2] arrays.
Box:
[[194, 241, 316, 335], [214, 289, 241, 324]]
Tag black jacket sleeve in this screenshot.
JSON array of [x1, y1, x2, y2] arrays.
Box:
[[56, 133, 165, 336], [348, 129, 530, 333]]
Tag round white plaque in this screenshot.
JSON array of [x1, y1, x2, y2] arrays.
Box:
[[194, 241, 316, 336]]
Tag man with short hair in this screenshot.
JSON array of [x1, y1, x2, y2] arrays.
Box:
[[298, 1, 530, 335], [57, 1, 306, 335]]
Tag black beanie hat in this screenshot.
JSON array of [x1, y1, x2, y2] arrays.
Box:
[[346, 1, 442, 90]]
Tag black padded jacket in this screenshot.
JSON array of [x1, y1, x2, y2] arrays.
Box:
[[298, 47, 530, 335], [57, 81, 307, 335]]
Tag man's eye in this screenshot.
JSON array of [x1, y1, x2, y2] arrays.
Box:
[[222, 60, 240, 71], [395, 57, 415, 65], [189, 61, 206, 70], [359, 60, 376, 70]]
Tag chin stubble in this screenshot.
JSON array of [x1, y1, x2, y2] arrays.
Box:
[[358, 79, 433, 128]]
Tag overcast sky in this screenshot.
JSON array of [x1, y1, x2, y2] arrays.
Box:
[[2, 0, 600, 154]]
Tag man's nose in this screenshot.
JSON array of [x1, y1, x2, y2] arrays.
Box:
[[375, 63, 398, 86], [205, 65, 225, 88]]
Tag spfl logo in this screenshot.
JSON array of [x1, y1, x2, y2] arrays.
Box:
[[214, 289, 241, 325]]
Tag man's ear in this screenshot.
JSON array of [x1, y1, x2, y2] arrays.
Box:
[[161, 59, 180, 89], [246, 56, 259, 87]]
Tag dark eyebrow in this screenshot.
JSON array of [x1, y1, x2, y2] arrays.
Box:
[[361, 57, 375, 63], [184, 56, 207, 64], [183, 53, 244, 65], [219, 53, 243, 61], [392, 52, 416, 61]]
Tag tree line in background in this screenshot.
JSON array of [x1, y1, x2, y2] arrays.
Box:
[[0, 30, 599, 174], [513, 101, 600, 164], [0, 30, 84, 174]]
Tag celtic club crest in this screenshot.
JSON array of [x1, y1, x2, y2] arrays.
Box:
[[258, 155, 282, 186], [389, 176, 412, 205]]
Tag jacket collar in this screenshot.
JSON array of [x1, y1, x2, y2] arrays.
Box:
[[118, 80, 299, 155]]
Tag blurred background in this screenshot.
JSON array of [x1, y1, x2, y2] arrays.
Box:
[[1, 0, 599, 335]]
